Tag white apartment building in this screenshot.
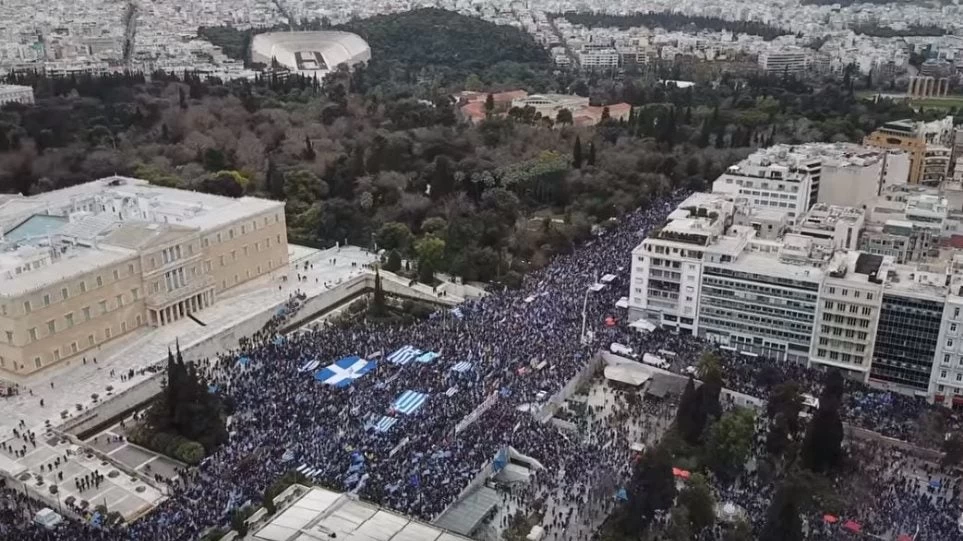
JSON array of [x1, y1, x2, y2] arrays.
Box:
[[813, 146, 909, 207], [758, 48, 808, 74], [932, 276, 963, 407], [795, 204, 864, 251], [629, 193, 736, 333], [712, 146, 821, 223], [0, 84, 33, 107], [578, 44, 619, 69], [809, 252, 886, 380]]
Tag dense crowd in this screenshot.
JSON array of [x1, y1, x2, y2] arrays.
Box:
[[2, 187, 962, 541]]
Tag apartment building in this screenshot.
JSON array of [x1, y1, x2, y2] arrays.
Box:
[[758, 48, 808, 74], [712, 146, 821, 223], [629, 192, 737, 333], [864, 117, 955, 185], [932, 277, 963, 407], [795, 204, 864, 251], [861, 192, 947, 264], [0, 177, 288, 377]]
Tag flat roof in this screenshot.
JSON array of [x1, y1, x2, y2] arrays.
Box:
[[0, 243, 136, 296], [253, 487, 472, 541]]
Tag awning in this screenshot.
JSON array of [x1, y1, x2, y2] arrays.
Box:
[[604, 365, 651, 387], [629, 319, 656, 332]]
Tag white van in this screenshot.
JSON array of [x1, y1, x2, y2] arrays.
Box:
[[609, 343, 636, 358], [642, 353, 671, 370]]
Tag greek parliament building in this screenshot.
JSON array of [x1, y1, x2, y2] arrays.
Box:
[[0, 177, 287, 377]]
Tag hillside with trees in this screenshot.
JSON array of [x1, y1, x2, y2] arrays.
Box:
[[559, 12, 791, 41]]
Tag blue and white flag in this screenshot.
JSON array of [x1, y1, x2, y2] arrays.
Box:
[[388, 345, 422, 365], [451, 361, 473, 373], [298, 359, 321, 373], [415, 351, 440, 364], [393, 390, 428, 415], [445, 386, 459, 397], [236, 356, 251, 367], [374, 416, 399, 432], [314, 356, 377, 388], [451, 307, 464, 319]]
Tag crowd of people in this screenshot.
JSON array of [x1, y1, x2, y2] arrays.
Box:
[[1, 187, 962, 541]]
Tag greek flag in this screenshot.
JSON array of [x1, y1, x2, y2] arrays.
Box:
[[415, 351, 440, 364], [445, 386, 459, 397], [388, 345, 422, 365], [393, 390, 428, 415], [374, 416, 399, 432], [314, 356, 377, 388], [451, 307, 464, 319], [451, 361, 473, 373], [298, 359, 321, 373]]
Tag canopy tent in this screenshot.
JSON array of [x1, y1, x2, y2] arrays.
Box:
[[629, 319, 656, 332], [589, 283, 605, 292], [600, 274, 617, 283], [671, 467, 691, 479], [604, 365, 651, 387], [615, 297, 629, 309]]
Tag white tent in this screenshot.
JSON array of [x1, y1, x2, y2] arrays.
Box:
[[600, 274, 617, 283], [604, 364, 652, 387], [615, 297, 629, 309], [629, 319, 656, 332]]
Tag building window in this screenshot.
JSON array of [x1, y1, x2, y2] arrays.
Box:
[[71, 342, 78, 354], [128, 263, 135, 275], [217, 233, 222, 243], [105, 327, 112, 339], [47, 320, 55, 334], [99, 300, 108, 314], [828, 287, 836, 295], [79, 281, 86, 293], [136, 314, 142, 326], [219, 255, 225, 267], [34, 357, 41, 369], [5, 331, 11, 343], [943, 370, 949, 379], [43, 294, 50, 306], [23, 301, 31, 314], [229, 229, 235, 239], [96, 276, 103, 287], [28, 328, 37, 341], [203, 238, 209, 248], [950, 339, 955, 348], [952, 323, 958, 333], [113, 269, 119, 280], [115, 294, 123, 307], [131, 288, 139, 300], [83, 307, 91, 321], [88, 334, 95, 346], [243, 246, 249, 257], [61, 287, 68, 300], [231, 250, 237, 262], [65, 313, 74, 327], [53, 348, 60, 361], [241, 225, 246, 235], [121, 321, 127, 333], [866, 293, 873, 301]]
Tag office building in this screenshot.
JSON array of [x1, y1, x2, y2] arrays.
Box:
[[0, 176, 288, 377], [931, 274, 963, 408], [872, 266, 946, 392], [712, 146, 822, 223]]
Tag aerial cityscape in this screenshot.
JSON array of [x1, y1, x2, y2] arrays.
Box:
[[3, 0, 963, 540]]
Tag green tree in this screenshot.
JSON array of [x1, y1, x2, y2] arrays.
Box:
[[384, 249, 402, 272], [724, 519, 752, 541], [760, 480, 804, 541], [801, 370, 845, 473], [573, 136, 583, 169], [370, 269, 387, 317], [484, 93, 495, 116], [376, 222, 413, 252], [587, 141, 596, 166], [703, 408, 755, 484], [943, 432, 963, 467], [666, 506, 692, 541], [678, 473, 715, 532], [415, 234, 446, 269], [617, 441, 676, 534], [766, 382, 803, 458], [556, 108, 573, 125]]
